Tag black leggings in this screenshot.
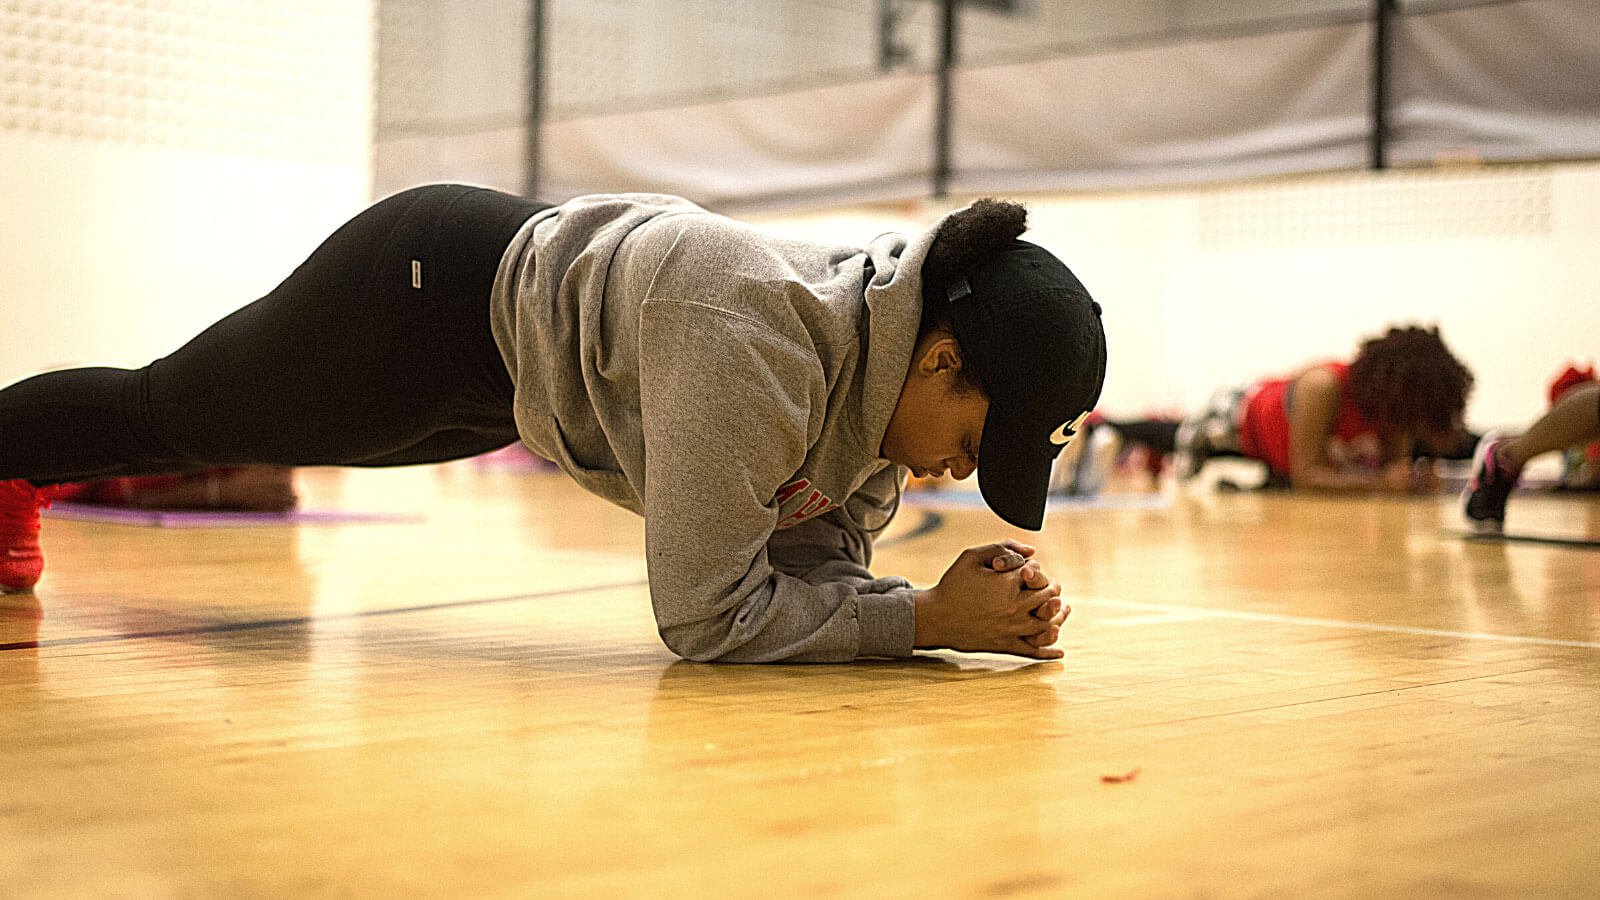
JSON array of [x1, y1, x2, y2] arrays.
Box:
[[0, 185, 549, 485]]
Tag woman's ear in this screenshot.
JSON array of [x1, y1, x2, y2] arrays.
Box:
[[934, 336, 965, 376], [917, 335, 964, 376]]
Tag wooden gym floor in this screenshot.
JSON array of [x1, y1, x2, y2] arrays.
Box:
[[2, 464, 1597, 898]]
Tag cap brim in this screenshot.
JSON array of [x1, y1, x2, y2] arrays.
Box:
[[975, 405, 1059, 531]]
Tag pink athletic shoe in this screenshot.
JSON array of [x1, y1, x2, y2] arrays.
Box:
[[1463, 433, 1520, 535], [0, 479, 49, 591]]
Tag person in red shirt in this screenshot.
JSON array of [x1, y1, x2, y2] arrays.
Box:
[[1544, 363, 1600, 491], [1178, 325, 1474, 492]]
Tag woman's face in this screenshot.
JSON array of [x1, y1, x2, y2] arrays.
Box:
[[880, 334, 987, 481]]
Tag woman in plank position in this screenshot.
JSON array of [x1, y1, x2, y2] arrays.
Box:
[[0, 186, 1105, 663]]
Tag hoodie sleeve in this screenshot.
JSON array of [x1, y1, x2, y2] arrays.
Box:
[[762, 466, 917, 658], [637, 298, 917, 663]]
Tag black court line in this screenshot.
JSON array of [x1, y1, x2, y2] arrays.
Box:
[[0, 510, 949, 652], [0, 579, 647, 652], [878, 509, 944, 548], [1452, 530, 1600, 550]]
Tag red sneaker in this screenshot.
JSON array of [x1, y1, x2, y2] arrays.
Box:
[[0, 479, 48, 592]]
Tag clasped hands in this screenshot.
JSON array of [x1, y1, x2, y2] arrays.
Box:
[[913, 540, 1069, 660]]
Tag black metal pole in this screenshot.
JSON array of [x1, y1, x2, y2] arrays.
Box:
[[878, 0, 896, 71], [525, 0, 547, 197], [1371, 0, 1393, 170], [933, 0, 957, 197]]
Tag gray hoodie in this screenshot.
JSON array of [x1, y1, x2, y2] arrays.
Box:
[[490, 193, 940, 663]]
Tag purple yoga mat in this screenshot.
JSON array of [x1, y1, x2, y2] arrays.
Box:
[[44, 503, 424, 528]]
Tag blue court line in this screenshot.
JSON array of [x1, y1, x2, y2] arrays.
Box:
[[0, 510, 949, 652], [902, 490, 1171, 512]]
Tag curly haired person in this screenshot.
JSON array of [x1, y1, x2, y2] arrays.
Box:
[[1177, 326, 1475, 492]]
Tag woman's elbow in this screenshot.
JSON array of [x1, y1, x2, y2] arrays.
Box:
[[656, 621, 732, 662]]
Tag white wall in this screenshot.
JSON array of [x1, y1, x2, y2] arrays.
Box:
[[3, 2, 1593, 441], [0, 1, 373, 386], [750, 160, 1600, 433]]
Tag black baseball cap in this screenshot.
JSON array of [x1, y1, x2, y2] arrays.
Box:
[[944, 240, 1107, 530]]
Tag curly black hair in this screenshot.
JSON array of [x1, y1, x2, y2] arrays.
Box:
[[916, 197, 1029, 395], [1347, 325, 1474, 435]]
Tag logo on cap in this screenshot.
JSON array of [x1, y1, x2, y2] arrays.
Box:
[[1049, 411, 1091, 446]]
